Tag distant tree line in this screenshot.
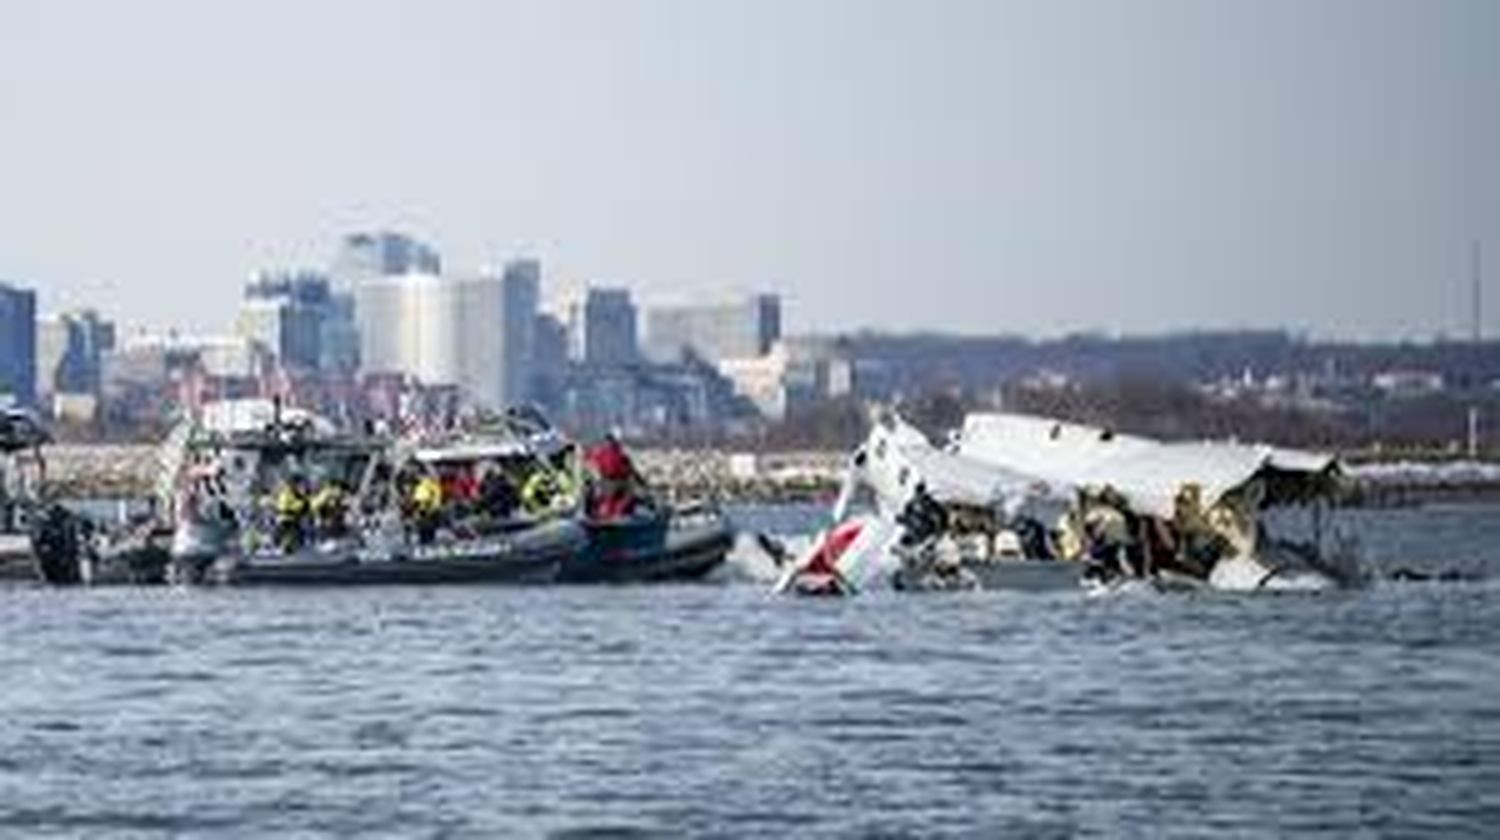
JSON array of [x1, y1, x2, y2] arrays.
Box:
[[996, 379, 1497, 457], [747, 377, 1500, 457], [836, 330, 1500, 400]]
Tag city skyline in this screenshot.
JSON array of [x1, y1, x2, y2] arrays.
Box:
[[11, 227, 1496, 347], [2, 0, 1498, 340]]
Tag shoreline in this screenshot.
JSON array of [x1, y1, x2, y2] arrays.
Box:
[[26, 444, 1500, 509]]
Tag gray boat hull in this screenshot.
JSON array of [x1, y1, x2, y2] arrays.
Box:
[[204, 519, 586, 586], [562, 507, 734, 584]]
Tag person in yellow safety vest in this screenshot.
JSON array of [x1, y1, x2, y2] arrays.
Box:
[[310, 480, 349, 539], [410, 473, 444, 544], [521, 464, 576, 516], [273, 476, 310, 553]]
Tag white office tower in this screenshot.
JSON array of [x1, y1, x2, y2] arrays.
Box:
[[355, 272, 525, 411], [451, 275, 503, 409], [408, 274, 462, 391], [356, 273, 460, 389], [354, 275, 410, 378]]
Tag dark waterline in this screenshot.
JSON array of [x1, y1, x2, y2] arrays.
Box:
[[1, 505, 1498, 837]]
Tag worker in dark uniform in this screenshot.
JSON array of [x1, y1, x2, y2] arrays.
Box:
[[896, 483, 949, 547], [478, 464, 519, 521]]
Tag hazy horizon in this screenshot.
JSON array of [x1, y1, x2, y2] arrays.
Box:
[[2, 0, 1497, 341]]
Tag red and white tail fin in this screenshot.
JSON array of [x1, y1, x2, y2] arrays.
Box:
[[775, 519, 867, 596]]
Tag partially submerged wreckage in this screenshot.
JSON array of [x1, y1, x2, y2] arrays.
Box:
[[775, 411, 1359, 595]]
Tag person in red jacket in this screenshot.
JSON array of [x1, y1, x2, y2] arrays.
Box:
[[440, 464, 479, 517], [585, 430, 640, 520]]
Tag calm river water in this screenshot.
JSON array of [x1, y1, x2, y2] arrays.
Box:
[[1, 504, 1497, 838]]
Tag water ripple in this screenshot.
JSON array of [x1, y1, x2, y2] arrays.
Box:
[[0, 505, 1497, 836]]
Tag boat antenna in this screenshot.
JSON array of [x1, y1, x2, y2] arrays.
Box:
[[1472, 239, 1484, 344], [1468, 406, 1480, 460]]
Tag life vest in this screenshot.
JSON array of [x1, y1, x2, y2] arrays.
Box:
[[310, 486, 345, 518], [523, 469, 576, 514], [412, 477, 443, 514], [275, 486, 307, 520]]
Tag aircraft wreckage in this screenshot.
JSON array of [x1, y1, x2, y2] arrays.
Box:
[[772, 411, 1360, 595]]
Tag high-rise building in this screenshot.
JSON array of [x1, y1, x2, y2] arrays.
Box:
[[237, 271, 335, 372], [0, 282, 37, 408], [355, 271, 526, 410], [500, 259, 540, 406], [331, 231, 442, 288], [354, 274, 411, 379], [452, 275, 503, 409], [573, 287, 638, 367], [355, 273, 461, 389], [321, 292, 361, 374], [338, 232, 443, 378], [531, 312, 569, 408], [35, 318, 67, 399], [36, 310, 115, 397], [644, 293, 781, 364], [340, 237, 540, 410]]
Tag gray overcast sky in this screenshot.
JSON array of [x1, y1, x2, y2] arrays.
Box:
[[2, 0, 1498, 340]]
